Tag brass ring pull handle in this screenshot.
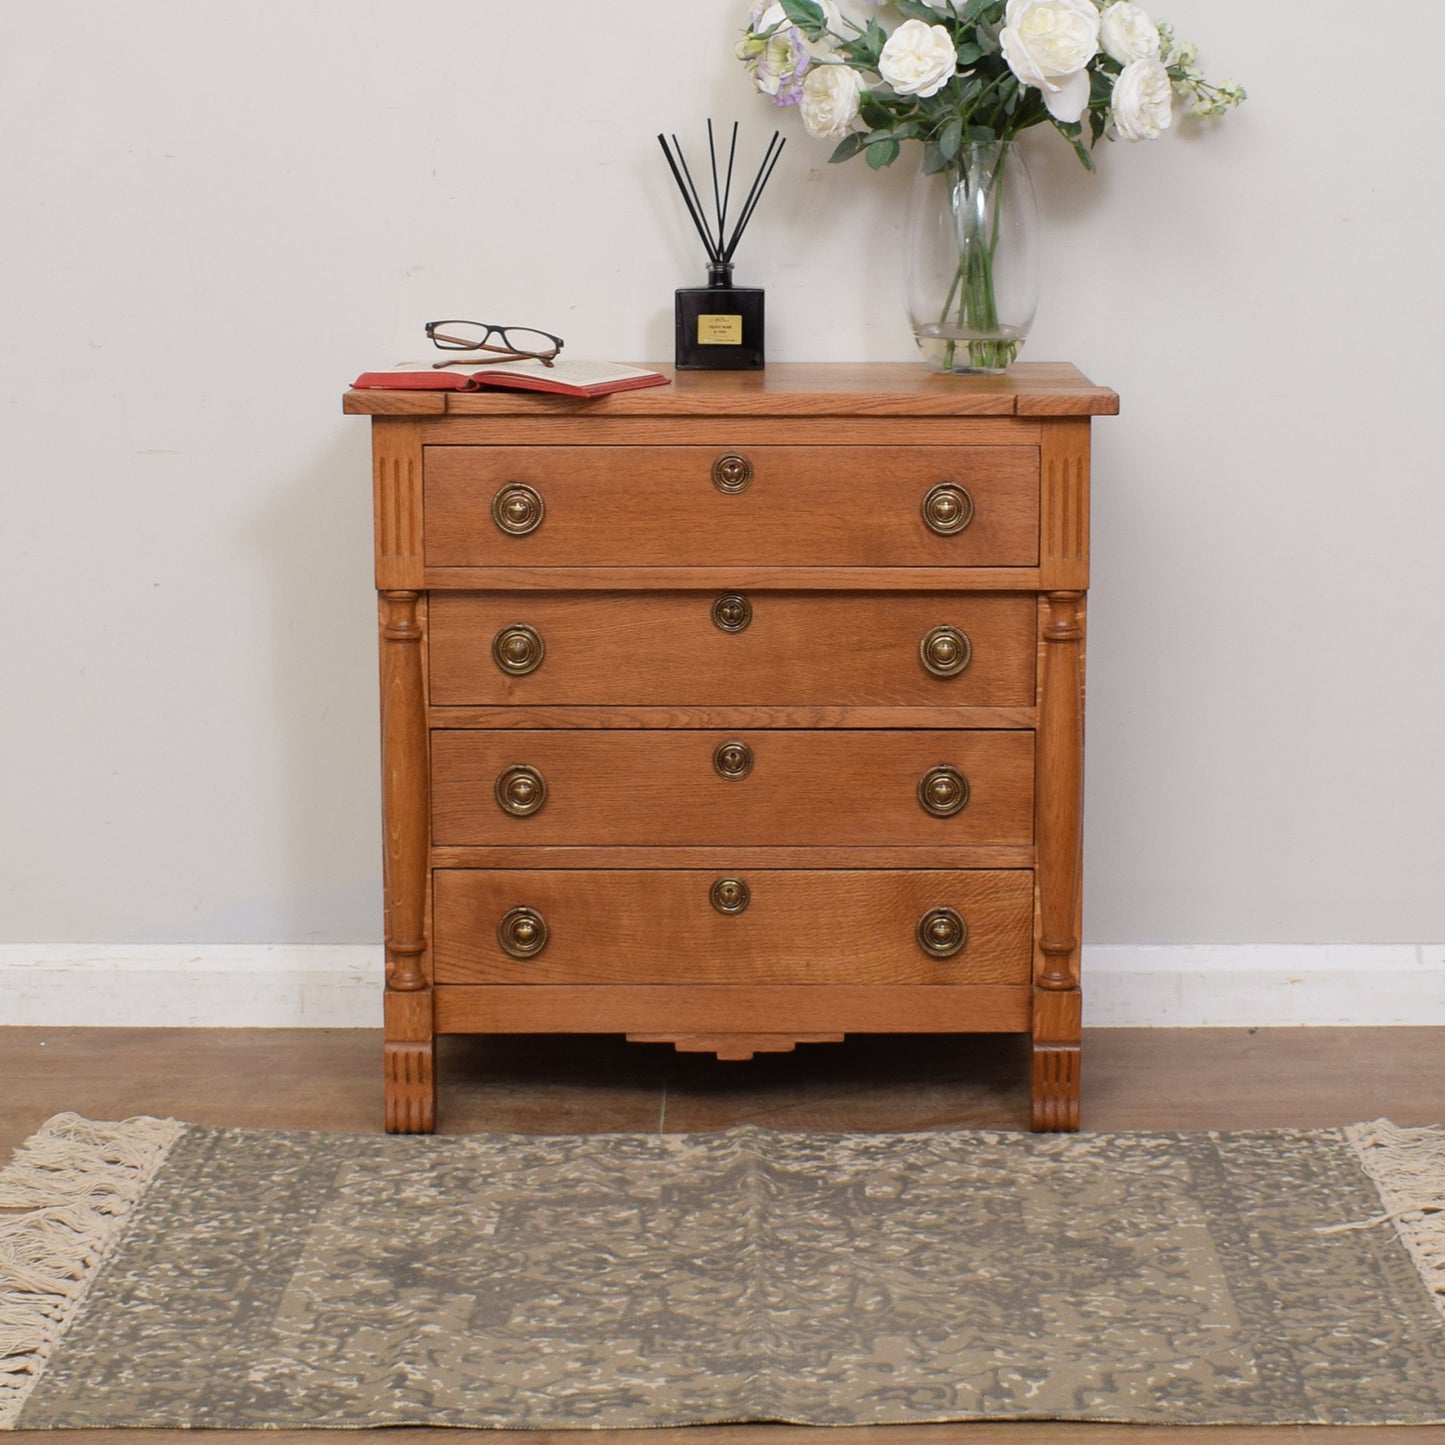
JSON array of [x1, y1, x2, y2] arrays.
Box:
[[712, 453, 754, 493], [918, 765, 970, 817], [495, 764, 547, 817], [921, 483, 975, 536], [492, 623, 545, 676], [919, 625, 972, 678], [497, 905, 549, 959], [712, 593, 753, 633], [491, 483, 545, 536], [917, 906, 968, 959], [710, 877, 751, 915], [714, 740, 754, 780]]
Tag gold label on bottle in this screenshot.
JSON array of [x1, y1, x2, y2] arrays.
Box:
[[698, 313, 743, 345]]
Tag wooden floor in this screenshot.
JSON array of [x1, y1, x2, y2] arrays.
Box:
[[3, 1025, 1443, 1444]]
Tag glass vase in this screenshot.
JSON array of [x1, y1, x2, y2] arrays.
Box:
[[904, 139, 1038, 374]]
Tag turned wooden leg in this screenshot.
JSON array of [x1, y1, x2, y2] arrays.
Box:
[[1033, 590, 1085, 1131], [379, 589, 435, 1133]]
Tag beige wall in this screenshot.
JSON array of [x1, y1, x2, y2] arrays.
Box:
[[1, 1, 1440, 950]]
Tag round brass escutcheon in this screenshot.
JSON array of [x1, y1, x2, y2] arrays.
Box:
[[919, 624, 972, 679], [497, 905, 549, 959], [494, 764, 547, 817], [491, 482, 545, 536], [712, 593, 753, 633], [917, 906, 968, 959], [918, 764, 970, 818], [492, 623, 545, 676], [712, 452, 754, 493], [710, 877, 751, 915], [714, 740, 754, 780], [921, 482, 975, 536]]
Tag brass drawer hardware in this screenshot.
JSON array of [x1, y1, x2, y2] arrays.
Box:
[[491, 483, 545, 536], [712, 593, 753, 633], [710, 877, 751, 915], [919, 624, 972, 678], [917, 906, 967, 959], [921, 482, 975, 536], [492, 623, 545, 676], [918, 765, 970, 817], [711, 453, 753, 493], [713, 740, 754, 779], [494, 764, 547, 817], [497, 905, 549, 959]]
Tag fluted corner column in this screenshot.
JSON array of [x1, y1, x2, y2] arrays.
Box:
[[1032, 589, 1085, 1131], [379, 588, 434, 1133]]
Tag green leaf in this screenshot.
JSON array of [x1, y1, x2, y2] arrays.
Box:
[[939, 116, 963, 161], [858, 16, 887, 61], [1052, 119, 1096, 172], [828, 133, 865, 164], [921, 140, 950, 175], [865, 137, 902, 170], [859, 96, 894, 130], [954, 43, 984, 66], [779, 0, 827, 34], [893, 0, 941, 20]]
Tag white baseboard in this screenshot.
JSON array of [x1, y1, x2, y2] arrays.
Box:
[[1, 944, 1442, 1030], [0, 946, 385, 1029], [1083, 944, 1445, 1027]]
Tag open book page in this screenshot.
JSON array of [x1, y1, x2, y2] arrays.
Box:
[[453, 358, 665, 387]]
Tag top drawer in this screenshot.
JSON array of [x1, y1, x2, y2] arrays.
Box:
[[423, 446, 1040, 569]]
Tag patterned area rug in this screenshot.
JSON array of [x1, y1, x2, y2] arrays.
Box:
[[2, 1115, 1444, 1428]]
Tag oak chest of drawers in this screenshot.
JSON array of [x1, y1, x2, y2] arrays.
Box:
[[345, 363, 1117, 1132]]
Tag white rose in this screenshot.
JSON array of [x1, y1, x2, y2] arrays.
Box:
[[878, 18, 958, 100], [1100, 3, 1160, 65], [999, 0, 1100, 124], [800, 63, 864, 139], [1110, 56, 1172, 140]]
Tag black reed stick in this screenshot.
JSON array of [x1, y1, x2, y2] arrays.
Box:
[[719, 122, 739, 252], [656, 134, 719, 262], [659, 123, 783, 269], [671, 134, 715, 254], [707, 120, 724, 256], [723, 134, 784, 263]]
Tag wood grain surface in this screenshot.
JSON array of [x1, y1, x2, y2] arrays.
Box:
[[432, 867, 1034, 985], [428, 590, 1038, 707], [430, 728, 1034, 848], [423, 445, 1040, 568]]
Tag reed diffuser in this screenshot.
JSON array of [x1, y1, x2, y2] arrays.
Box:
[[658, 122, 783, 370]]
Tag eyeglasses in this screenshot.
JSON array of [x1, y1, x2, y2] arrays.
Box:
[[425, 320, 564, 368]]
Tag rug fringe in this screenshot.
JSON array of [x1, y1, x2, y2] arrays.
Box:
[[1337, 1120, 1445, 1320], [0, 1112, 184, 1429]]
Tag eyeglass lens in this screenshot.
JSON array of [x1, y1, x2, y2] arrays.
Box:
[[428, 321, 561, 356]]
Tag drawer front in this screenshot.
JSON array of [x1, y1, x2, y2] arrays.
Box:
[[424, 446, 1040, 568], [429, 591, 1037, 707], [432, 729, 1034, 847], [433, 868, 1034, 985]]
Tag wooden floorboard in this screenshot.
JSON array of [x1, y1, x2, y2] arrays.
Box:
[[2, 1025, 1443, 1443]]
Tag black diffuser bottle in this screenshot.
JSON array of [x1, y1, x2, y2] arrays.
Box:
[[659, 123, 782, 372], [675, 260, 764, 370]]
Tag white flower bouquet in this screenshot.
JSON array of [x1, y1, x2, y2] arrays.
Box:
[[738, 0, 1243, 371], [738, 0, 1244, 168]]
